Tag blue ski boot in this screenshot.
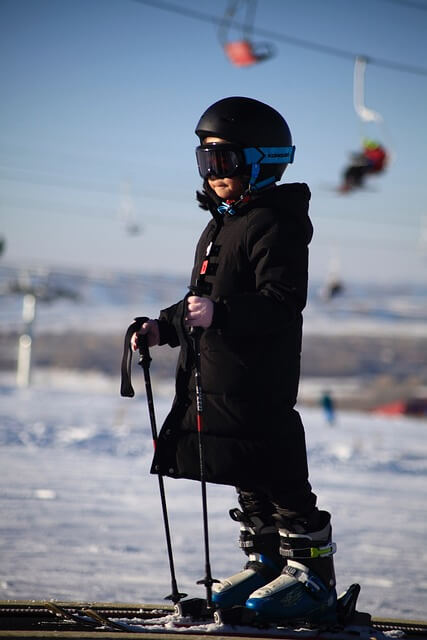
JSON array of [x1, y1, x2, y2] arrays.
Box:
[[212, 509, 283, 609], [245, 511, 337, 624]]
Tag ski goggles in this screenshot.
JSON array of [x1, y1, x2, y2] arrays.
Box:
[[195, 143, 295, 179]]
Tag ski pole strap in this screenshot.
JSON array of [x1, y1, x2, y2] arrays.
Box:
[[120, 316, 149, 397]]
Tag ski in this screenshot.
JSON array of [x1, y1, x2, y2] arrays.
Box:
[[45, 601, 101, 628], [80, 608, 143, 632], [0, 600, 173, 634], [46, 602, 138, 632], [1, 599, 427, 638], [0, 603, 374, 639]]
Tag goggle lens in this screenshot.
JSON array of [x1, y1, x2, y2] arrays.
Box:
[[196, 145, 244, 179]]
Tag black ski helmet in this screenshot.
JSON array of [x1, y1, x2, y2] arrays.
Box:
[[195, 96, 294, 186]]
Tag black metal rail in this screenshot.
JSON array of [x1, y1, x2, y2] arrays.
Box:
[[0, 601, 426, 637]]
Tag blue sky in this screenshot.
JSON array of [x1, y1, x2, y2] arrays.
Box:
[[1, 0, 427, 285]]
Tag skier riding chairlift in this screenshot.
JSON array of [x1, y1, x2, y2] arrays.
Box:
[[338, 57, 390, 194], [339, 139, 388, 193], [219, 0, 275, 67]]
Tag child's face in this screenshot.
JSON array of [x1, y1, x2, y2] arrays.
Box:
[[204, 137, 247, 201]]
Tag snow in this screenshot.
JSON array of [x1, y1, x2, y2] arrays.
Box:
[[1, 265, 427, 621], [1, 370, 426, 621]]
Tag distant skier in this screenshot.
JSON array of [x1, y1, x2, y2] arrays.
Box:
[[131, 97, 337, 623], [338, 139, 388, 193], [321, 276, 344, 301], [321, 391, 336, 426]]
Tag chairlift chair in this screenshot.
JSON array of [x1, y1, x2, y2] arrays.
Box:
[[337, 57, 392, 193], [219, 0, 275, 67]]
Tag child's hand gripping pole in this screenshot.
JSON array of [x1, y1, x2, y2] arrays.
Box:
[[187, 285, 214, 334]]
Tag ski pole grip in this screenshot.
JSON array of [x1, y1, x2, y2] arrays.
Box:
[[138, 333, 152, 365], [187, 285, 205, 337], [120, 316, 149, 397], [188, 284, 205, 297]]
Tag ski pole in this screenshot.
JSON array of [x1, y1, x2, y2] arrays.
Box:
[[188, 287, 218, 610], [137, 334, 187, 604]]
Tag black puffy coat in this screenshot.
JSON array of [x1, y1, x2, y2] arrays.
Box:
[[151, 183, 313, 492]]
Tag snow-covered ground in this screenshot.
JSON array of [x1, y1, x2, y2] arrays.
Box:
[[1, 265, 426, 619], [1, 369, 426, 620]]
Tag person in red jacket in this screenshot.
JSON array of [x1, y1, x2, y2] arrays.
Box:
[[339, 139, 387, 193]]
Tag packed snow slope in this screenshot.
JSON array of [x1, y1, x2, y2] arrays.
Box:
[[0, 371, 426, 621]]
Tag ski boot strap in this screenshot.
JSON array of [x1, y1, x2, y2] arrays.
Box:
[[239, 527, 278, 549], [244, 553, 281, 581], [284, 561, 329, 599], [230, 508, 277, 540], [280, 541, 337, 560], [279, 530, 336, 560]]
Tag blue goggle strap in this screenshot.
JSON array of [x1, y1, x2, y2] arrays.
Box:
[[250, 175, 276, 190], [249, 163, 261, 186], [243, 146, 296, 165]]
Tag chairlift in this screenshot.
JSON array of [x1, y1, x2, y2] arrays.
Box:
[[118, 181, 143, 236], [353, 56, 383, 125], [218, 0, 275, 67], [324, 278, 344, 300], [321, 255, 345, 301], [125, 222, 142, 235], [337, 57, 391, 194], [353, 56, 393, 164]]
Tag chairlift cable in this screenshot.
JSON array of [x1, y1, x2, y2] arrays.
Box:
[[375, 0, 427, 11], [129, 0, 427, 76]]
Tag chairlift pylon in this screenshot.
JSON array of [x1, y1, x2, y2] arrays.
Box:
[[218, 0, 275, 67]]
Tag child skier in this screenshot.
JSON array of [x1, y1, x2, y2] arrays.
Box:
[[131, 96, 337, 623]]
